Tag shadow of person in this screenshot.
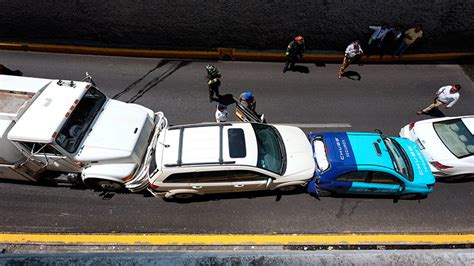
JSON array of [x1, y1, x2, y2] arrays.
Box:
[[426, 108, 446, 118], [342, 71, 361, 81], [437, 174, 474, 183], [215, 94, 237, 105], [291, 65, 310, 73]]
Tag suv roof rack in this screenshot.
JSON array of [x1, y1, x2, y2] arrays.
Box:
[[165, 123, 236, 167]]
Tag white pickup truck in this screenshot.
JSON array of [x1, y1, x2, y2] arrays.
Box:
[[0, 74, 167, 192]]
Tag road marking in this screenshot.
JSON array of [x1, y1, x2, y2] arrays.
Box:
[[277, 123, 352, 128], [0, 233, 473, 245]]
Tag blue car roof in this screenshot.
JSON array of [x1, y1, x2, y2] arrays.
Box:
[[346, 132, 394, 170]]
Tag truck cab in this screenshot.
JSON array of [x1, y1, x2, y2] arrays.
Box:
[[0, 74, 167, 192]]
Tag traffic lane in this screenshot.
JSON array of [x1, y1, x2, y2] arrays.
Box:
[[0, 181, 471, 233], [2, 51, 472, 136], [0, 51, 473, 233]]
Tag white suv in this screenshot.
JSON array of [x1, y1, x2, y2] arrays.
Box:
[[147, 122, 315, 200]]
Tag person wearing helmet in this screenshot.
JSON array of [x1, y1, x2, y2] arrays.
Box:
[[283, 35, 305, 73], [205, 64, 221, 102], [239, 91, 256, 111]]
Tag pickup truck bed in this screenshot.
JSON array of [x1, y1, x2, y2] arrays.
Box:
[[0, 90, 33, 115]]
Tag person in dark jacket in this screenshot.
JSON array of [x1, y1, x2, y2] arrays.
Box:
[[205, 64, 221, 102], [283, 35, 305, 73]]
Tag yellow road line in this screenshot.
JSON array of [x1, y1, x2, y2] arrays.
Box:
[[0, 233, 473, 245], [1, 42, 473, 62]]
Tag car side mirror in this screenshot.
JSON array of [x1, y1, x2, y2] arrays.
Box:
[[265, 177, 273, 188]]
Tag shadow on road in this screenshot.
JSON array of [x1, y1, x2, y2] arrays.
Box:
[[342, 71, 361, 81], [290, 65, 310, 74]]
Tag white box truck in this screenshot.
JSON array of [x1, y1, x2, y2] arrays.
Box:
[[0, 74, 167, 192]]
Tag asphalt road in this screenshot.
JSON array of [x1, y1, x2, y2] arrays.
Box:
[[0, 50, 473, 234]]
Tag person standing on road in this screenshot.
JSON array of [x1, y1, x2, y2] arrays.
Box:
[[339, 40, 363, 79], [206, 64, 221, 102], [394, 24, 423, 57], [416, 84, 461, 115], [283, 35, 305, 73], [215, 104, 228, 123], [366, 22, 390, 57]]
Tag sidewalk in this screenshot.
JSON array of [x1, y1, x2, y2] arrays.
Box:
[[1, 42, 473, 63]]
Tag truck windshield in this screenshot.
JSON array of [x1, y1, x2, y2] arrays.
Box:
[[383, 137, 414, 181], [251, 123, 286, 175], [55, 87, 106, 153]]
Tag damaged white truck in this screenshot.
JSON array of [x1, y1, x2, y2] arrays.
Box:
[[0, 74, 167, 192]]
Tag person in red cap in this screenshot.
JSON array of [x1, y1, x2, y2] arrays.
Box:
[[283, 35, 305, 73]]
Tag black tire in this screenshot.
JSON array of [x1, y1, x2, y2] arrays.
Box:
[[278, 185, 298, 193], [171, 193, 196, 200], [84, 178, 124, 191], [399, 193, 423, 200], [316, 189, 332, 197]]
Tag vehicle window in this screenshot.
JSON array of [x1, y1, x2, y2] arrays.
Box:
[[433, 119, 474, 158], [193, 171, 231, 183], [20, 142, 62, 156], [383, 137, 414, 181], [163, 173, 192, 183], [336, 171, 369, 182], [228, 128, 246, 158], [251, 123, 286, 175], [55, 87, 106, 153], [369, 171, 401, 185], [230, 170, 268, 182]]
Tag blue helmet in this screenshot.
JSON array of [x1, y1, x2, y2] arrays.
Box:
[[241, 91, 253, 101]]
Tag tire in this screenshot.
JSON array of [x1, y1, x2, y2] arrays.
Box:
[[278, 185, 298, 193], [171, 193, 196, 200], [399, 193, 423, 200], [85, 178, 124, 191], [316, 189, 332, 197]]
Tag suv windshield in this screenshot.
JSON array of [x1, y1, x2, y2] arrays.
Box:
[[251, 123, 286, 175], [433, 119, 474, 158], [55, 87, 106, 153], [383, 137, 414, 181]]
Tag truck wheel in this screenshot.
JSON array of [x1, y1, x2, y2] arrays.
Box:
[[85, 178, 124, 192]]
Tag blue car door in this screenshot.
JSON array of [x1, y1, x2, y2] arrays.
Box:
[[333, 171, 369, 194], [350, 171, 403, 195]]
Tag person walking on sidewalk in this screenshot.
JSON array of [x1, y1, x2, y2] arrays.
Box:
[[366, 22, 390, 57], [394, 24, 423, 57], [206, 64, 221, 102], [283, 35, 305, 73], [339, 40, 363, 79], [416, 84, 461, 116]]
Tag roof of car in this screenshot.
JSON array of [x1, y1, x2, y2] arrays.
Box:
[[161, 123, 258, 168], [345, 132, 394, 170]]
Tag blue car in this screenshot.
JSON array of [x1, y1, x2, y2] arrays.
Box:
[[307, 132, 435, 199]]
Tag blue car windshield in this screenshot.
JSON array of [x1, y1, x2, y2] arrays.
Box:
[[383, 137, 414, 181], [251, 123, 286, 175]]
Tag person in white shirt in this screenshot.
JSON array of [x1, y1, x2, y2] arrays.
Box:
[[366, 22, 389, 57], [339, 40, 363, 79], [417, 84, 461, 115], [215, 104, 228, 122]]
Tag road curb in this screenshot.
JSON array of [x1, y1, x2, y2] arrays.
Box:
[[1, 42, 473, 63], [1, 233, 473, 246]]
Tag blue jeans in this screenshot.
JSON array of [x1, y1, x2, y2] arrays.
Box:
[[394, 41, 409, 56]]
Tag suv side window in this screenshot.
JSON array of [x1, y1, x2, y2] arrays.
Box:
[[193, 171, 231, 183], [163, 173, 192, 183], [231, 170, 268, 182], [368, 171, 401, 185], [336, 171, 369, 182]]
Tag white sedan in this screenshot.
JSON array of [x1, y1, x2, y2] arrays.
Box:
[[400, 115, 474, 180]]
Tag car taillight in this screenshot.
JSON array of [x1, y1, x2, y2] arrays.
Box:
[[430, 161, 452, 170], [409, 122, 415, 130], [121, 175, 134, 182], [149, 182, 159, 190], [324, 143, 328, 154]]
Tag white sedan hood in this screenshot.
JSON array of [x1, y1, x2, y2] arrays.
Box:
[[273, 125, 315, 177], [75, 100, 151, 162]]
